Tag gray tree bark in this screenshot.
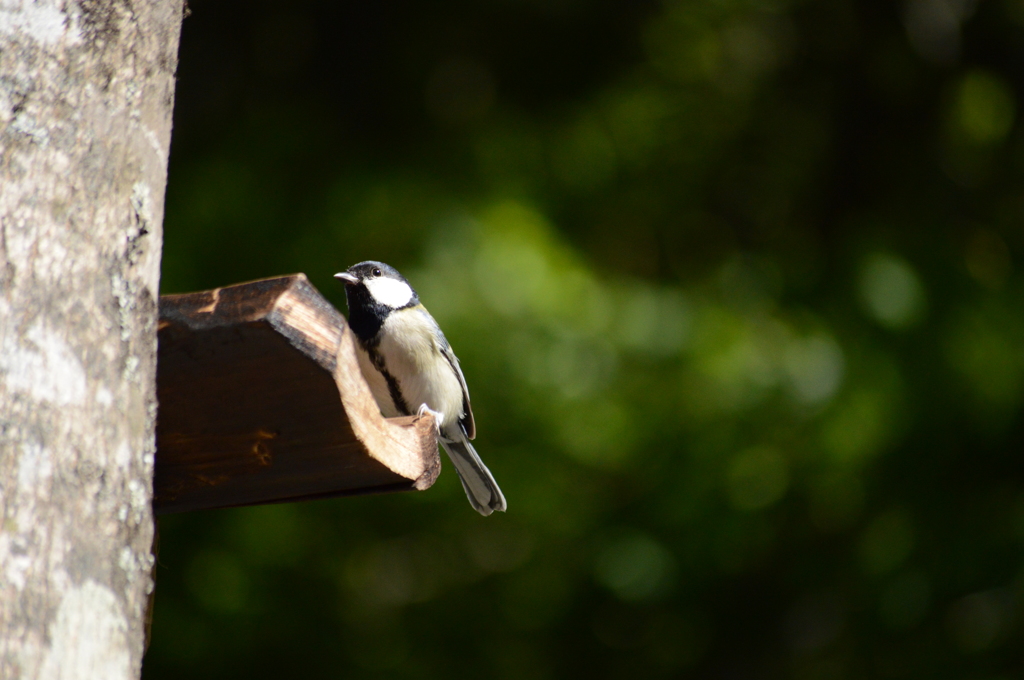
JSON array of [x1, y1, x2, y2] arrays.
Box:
[[0, 2, 183, 678]]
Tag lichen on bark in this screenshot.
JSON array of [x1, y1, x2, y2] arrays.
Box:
[[0, 2, 184, 678]]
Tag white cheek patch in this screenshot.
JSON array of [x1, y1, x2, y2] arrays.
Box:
[[365, 277, 414, 308]]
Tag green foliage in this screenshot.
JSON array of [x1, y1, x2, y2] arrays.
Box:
[[146, 0, 1024, 677]]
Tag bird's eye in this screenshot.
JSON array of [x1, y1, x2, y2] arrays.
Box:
[[372, 268, 382, 277]]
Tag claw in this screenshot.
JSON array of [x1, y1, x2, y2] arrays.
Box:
[[416, 403, 443, 433]]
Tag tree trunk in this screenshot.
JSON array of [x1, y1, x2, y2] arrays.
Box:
[[0, 2, 183, 678]]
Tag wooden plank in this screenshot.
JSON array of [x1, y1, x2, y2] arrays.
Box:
[[154, 274, 441, 514]]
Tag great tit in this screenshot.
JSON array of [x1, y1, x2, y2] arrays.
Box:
[[335, 261, 507, 516]]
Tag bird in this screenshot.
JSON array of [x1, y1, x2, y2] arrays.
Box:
[[335, 261, 507, 516]]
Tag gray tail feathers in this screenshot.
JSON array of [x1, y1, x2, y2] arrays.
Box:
[[440, 437, 507, 516]]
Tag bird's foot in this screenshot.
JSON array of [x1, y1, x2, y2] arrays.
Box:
[[416, 403, 443, 433]]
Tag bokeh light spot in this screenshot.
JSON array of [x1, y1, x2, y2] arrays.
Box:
[[594, 532, 676, 602], [692, 308, 782, 410], [724, 21, 780, 78], [858, 253, 926, 329], [603, 87, 671, 169], [945, 589, 1015, 653], [954, 71, 1016, 145], [944, 305, 1024, 411], [784, 333, 844, 405], [820, 388, 892, 465], [616, 283, 691, 356], [643, 7, 722, 83]]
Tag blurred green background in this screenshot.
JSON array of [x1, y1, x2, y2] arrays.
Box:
[[144, 0, 1024, 677]]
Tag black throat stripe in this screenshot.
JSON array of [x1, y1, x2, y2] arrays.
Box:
[[365, 345, 411, 416]]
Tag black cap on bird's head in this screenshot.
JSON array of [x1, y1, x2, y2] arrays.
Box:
[[335, 261, 420, 341]]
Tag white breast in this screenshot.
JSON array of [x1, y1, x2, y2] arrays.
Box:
[[370, 307, 465, 430]]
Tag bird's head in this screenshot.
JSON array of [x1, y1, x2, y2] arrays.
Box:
[[335, 261, 420, 341]]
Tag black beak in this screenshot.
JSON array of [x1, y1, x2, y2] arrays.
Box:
[[334, 272, 359, 286]]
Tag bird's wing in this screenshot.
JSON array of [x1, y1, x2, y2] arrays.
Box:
[[436, 331, 476, 440]]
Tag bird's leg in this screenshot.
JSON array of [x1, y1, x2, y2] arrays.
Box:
[[416, 403, 443, 433]]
